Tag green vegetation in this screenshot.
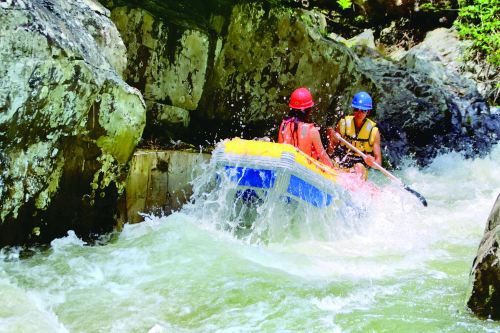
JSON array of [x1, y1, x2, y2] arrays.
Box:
[[354, 15, 367, 23], [419, 1, 454, 11], [337, 0, 352, 10], [300, 12, 313, 26], [454, 0, 499, 66]]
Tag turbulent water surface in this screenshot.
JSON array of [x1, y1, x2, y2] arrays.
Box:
[[1, 145, 499, 333]]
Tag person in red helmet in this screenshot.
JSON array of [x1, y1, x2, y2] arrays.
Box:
[[278, 88, 333, 168], [326, 91, 382, 180]]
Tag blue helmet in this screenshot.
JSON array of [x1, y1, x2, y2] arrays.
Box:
[[351, 91, 372, 110]]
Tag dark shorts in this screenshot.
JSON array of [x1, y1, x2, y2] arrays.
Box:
[[330, 146, 367, 169]]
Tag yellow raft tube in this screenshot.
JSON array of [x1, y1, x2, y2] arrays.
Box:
[[211, 138, 357, 208]]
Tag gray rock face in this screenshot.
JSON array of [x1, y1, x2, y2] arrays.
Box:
[[105, 2, 498, 167], [111, 6, 209, 111], [355, 27, 499, 166], [0, 0, 146, 245], [347, 29, 376, 50], [466, 194, 500, 320], [109, 5, 211, 141], [108, 2, 369, 145], [418, 28, 500, 106], [205, 4, 365, 126]]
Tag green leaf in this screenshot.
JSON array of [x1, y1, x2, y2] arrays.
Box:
[[336, 0, 352, 10]]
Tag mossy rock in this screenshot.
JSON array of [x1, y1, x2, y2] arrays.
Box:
[[0, 0, 146, 246]]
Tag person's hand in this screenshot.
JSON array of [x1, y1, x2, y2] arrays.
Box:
[[363, 154, 375, 167], [326, 128, 338, 143], [326, 127, 338, 155]]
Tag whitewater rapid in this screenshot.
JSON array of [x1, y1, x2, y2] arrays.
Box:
[[0, 145, 499, 333]]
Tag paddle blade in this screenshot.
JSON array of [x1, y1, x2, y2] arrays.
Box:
[[404, 185, 428, 207]]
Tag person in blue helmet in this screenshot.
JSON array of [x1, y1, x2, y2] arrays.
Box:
[[326, 91, 382, 180]]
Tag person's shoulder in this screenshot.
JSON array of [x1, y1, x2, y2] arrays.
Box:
[[308, 124, 321, 136], [306, 122, 319, 130]]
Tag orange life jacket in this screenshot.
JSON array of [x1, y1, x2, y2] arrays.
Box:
[[279, 118, 319, 159]]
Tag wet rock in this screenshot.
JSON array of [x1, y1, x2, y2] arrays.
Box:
[[408, 28, 472, 77], [152, 103, 190, 128], [203, 4, 367, 133], [110, 6, 209, 111], [0, 0, 146, 246], [120, 150, 210, 224], [419, 28, 500, 105], [107, 2, 370, 145], [400, 29, 499, 161], [104, 2, 497, 166], [109, 6, 210, 142], [466, 194, 500, 320], [355, 28, 500, 166]]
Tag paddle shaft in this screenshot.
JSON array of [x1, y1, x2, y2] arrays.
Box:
[[334, 134, 400, 183], [334, 133, 428, 206]]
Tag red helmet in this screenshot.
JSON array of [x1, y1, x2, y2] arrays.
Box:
[[289, 87, 314, 110]]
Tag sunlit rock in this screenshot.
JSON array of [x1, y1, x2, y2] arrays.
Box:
[[0, 0, 146, 245], [400, 28, 498, 161], [466, 194, 500, 320], [120, 150, 209, 224], [347, 29, 376, 50], [110, 6, 209, 115], [411, 27, 499, 105]]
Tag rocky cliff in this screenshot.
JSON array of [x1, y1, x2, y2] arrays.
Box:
[[103, 0, 499, 166], [0, 0, 145, 245]]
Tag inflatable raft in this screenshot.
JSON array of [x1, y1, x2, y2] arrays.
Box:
[[211, 138, 364, 208]]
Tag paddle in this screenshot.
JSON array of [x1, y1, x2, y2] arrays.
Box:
[[333, 133, 428, 207]]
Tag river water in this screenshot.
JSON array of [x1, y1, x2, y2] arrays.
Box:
[[1, 145, 499, 333]]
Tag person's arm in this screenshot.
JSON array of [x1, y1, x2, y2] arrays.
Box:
[[311, 128, 334, 168], [277, 121, 284, 143], [363, 130, 382, 167], [326, 123, 341, 156]]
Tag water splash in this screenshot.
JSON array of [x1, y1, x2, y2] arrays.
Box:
[[0, 145, 499, 332], [181, 148, 371, 244]]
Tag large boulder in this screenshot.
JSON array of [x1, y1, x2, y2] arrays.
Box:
[[109, 6, 210, 141], [0, 0, 146, 245], [354, 27, 499, 166], [111, 7, 209, 111], [466, 194, 500, 320], [101, 0, 237, 143], [416, 28, 500, 106]]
